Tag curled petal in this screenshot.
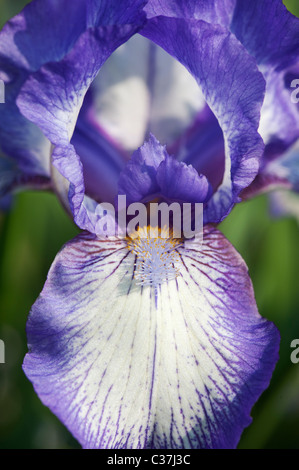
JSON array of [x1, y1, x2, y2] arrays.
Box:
[[23, 227, 279, 449], [15, 2, 146, 226], [0, 0, 145, 197], [141, 17, 265, 223], [87, 34, 205, 152], [18, 25, 145, 145], [118, 134, 211, 205], [156, 156, 211, 203], [118, 134, 167, 204], [51, 143, 101, 234], [0, 0, 98, 188]]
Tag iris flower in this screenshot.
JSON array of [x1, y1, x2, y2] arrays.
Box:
[[1, 0, 299, 449]]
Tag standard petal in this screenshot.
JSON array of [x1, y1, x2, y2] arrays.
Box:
[[15, 0, 147, 143], [88, 34, 205, 152], [15, 2, 146, 227], [0, 0, 92, 184], [0, 0, 145, 196], [17, 25, 145, 145], [141, 17, 265, 223], [144, 0, 235, 28], [23, 227, 279, 449], [231, 0, 299, 71], [0, 0, 146, 70], [85, 32, 224, 197]]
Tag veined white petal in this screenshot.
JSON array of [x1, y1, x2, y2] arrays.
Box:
[[23, 228, 279, 449]]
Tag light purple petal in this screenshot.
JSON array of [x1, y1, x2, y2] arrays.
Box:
[[0, 0, 97, 184], [23, 226, 279, 449], [87, 34, 205, 153], [17, 25, 145, 145], [118, 134, 210, 206], [0, 0, 145, 198], [0, 0, 146, 71], [15, 1, 146, 227], [141, 17, 265, 224], [156, 155, 210, 203], [231, 0, 299, 149]]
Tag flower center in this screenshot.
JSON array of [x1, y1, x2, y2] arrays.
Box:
[[126, 226, 182, 287]]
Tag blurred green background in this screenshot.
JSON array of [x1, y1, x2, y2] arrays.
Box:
[[0, 0, 299, 449]]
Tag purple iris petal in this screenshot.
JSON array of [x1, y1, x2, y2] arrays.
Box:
[[0, 0, 145, 199], [228, 0, 299, 198], [85, 34, 206, 152], [231, 0, 299, 146], [15, 1, 146, 227], [23, 226, 279, 449], [231, 0, 299, 71], [0, 0, 98, 191], [144, 0, 235, 27], [15, 0, 147, 144], [118, 134, 210, 206], [18, 26, 144, 144], [118, 134, 166, 204], [156, 155, 210, 203], [81, 34, 220, 200], [141, 17, 265, 223], [144, 0, 299, 201]]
